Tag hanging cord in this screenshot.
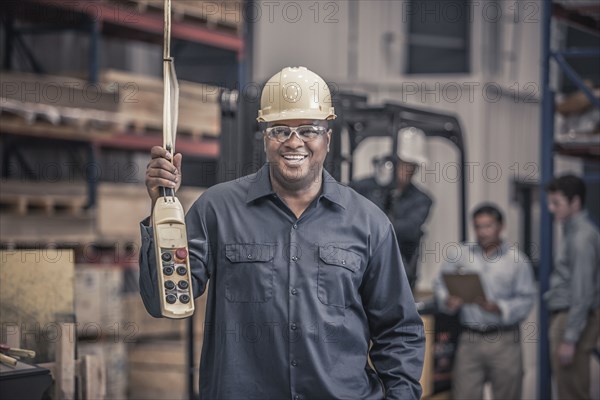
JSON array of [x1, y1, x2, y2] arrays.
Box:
[[162, 0, 179, 199]]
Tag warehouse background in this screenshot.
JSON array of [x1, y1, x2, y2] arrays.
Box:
[[0, 0, 598, 399]]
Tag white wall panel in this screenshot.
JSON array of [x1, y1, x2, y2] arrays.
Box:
[[253, 0, 349, 83], [252, 0, 544, 293]]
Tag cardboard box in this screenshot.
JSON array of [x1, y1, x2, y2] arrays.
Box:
[[79, 341, 127, 400], [122, 289, 207, 340], [122, 293, 184, 339], [0, 249, 75, 363], [96, 183, 204, 240], [75, 265, 123, 338], [99, 69, 221, 137], [128, 339, 202, 399]]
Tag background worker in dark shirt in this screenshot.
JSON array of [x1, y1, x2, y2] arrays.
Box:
[[140, 66, 425, 399], [351, 127, 433, 290]]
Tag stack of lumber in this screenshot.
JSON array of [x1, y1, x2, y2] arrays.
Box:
[[126, 292, 208, 399], [0, 180, 204, 246], [1, 69, 223, 140], [0, 71, 120, 133], [99, 69, 221, 139], [105, 0, 244, 34]]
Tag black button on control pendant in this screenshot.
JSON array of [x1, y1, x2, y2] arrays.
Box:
[[164, 280, 175, 290], [166, 294, 177, 304], [180, 294, 190, 304], [178, 280, 189, 290], [163, 266, 174, 276]]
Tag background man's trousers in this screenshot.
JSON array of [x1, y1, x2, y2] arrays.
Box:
[[451, 327, 523, 400], [550, 311, 599, 400]]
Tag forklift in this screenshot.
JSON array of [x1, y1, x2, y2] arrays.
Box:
[[328, 93, 468, 396]]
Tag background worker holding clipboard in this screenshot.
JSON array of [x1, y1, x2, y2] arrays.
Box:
[[433, 204, 536, 400]]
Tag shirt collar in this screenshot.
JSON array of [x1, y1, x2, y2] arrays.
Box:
[[474, 240, 509, 258], [246, 164, 348, 209], [245, 164, 275, 203], [564, 210, 588, 233], [320, 168, 348, 209]]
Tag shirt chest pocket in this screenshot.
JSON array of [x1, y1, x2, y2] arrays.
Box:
[[317, 246, 360, 308], [224, 243, 274, 303]]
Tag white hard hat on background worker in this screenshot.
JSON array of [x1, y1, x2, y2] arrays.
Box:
[[257, 66, 336, 122], [397, 127, 428, 166], [373, 127, 428, 187]]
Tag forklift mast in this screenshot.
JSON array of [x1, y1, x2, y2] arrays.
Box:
[[330, 93, 468, 242]]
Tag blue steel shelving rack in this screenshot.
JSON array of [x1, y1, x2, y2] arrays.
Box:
[[1, 0, 244, 208], [538, 1, 600, 398], [1, 2, 250, 399]]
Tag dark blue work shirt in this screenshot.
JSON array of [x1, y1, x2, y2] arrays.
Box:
[[139, 164, 425, 400], [351, 178, 433, 289]]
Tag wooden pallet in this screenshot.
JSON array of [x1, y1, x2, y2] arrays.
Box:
[[0, 214, 97, 247], [0, 182, 95, 246], [1, 69, 222, 139], [96, 182, 204, 239], [0, 180, 205, 249], [0, 114, 116, 142], [0, 180, 89, 217], [117, 119, 218, 141], [0, 193, 88, 217], [1, 70, 123, 133], [108, 0, 243, 34], [100, 69, 221, 139], [0, 99, 121, 132], [0, 71, 119, 113], [178, 0, 243, 34]]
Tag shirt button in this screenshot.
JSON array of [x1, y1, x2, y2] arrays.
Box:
[[293, 223, 298, 229], [290, 323, 297, 330], [292, 256, 298, 262], [247, 254, 253, 259], [291, 288, 298, 295], [291, 360, 298, 367], [294, 396, 300, 400]]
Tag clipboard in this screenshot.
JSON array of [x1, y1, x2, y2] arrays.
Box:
[[442, 272, 487, 303]]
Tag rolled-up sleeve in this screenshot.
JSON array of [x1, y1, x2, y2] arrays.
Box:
[[496, 259, 536, 326], [138, 202, 210, 318], [360, 226, 425, 400]]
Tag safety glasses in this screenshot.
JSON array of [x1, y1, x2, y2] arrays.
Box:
[[265, 125, 329, 143]]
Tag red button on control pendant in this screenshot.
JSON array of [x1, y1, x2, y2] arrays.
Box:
[[175, 248, 188, 260]]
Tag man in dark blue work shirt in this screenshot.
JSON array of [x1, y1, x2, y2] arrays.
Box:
[[140, 67, 425, 399]]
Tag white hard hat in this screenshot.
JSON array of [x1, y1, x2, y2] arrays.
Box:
[[397, 127, 428, 166], [257, 66, 336, 122]]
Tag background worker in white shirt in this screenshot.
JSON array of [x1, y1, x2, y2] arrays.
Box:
[[434, 203, 536, 400]]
